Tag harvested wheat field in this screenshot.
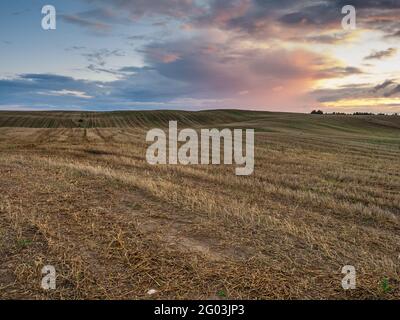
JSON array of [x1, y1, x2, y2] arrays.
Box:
[[0, 110, 399, 300]]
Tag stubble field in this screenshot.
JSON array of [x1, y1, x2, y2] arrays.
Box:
[[0, 110, 399, 299]]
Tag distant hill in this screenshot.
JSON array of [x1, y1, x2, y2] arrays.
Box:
[[0, 110, 261, 128], [0, 110, 400, 137]]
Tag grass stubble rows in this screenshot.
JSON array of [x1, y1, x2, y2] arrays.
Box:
[[0, 111, 399, 300]]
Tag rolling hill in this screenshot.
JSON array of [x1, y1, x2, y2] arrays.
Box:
[[0, 110, 399, 299]]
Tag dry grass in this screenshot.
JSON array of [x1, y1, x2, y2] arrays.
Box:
[[0, 111, 399, 300]]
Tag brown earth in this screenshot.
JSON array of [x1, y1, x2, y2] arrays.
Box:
[[0, 111, 399, 299]]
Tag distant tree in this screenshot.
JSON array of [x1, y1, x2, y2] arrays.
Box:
[[311, 110, 324, 115], [353, 112, 375, 116]]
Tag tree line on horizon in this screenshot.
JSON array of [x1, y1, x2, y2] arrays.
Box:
[[311, 110, 399, 116]]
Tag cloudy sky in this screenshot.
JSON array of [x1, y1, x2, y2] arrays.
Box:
[[1, 0, 400, 113]]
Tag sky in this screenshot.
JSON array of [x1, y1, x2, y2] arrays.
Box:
[[0, 0, 400, 113]]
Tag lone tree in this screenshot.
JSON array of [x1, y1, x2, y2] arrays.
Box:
[[311, 110, 324, 115]]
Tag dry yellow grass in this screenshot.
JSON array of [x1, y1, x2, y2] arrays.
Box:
[[0, 111, 399, 299]]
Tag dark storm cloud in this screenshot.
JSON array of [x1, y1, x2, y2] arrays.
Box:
[[318, 67, 363, 78], [0, 74, 104, 106], [202, 0, 400, 39], [387, 30, 400, 38], [374, 80, 400, 97], [0, 68, 190, 108], [68, 1, 400, 42], [277, 0, 400, 38], [373, 80, 400, 97], [386, 84, 400, 96], [312, 84, 374, 103], [374, 79, 395, 91], [334, 0, 400, 9], [313, 79, 400, 103], [297, 33, 351, 44], [279, 3, 340, 27], [136, 35, 366, 102], [364, 48, 397, 60], [0, 74, 85, 92]]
